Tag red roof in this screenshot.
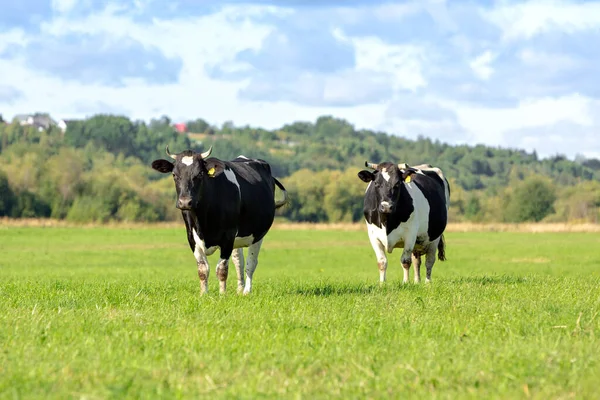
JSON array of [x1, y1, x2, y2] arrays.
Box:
[[174, 123, 187, 133]]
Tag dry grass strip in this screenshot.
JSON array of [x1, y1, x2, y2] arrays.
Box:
[[1, 218, 599, 233]]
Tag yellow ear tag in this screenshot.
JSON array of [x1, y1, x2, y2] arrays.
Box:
[[405, 175, 412, 183], [208, 167, 216, 177]]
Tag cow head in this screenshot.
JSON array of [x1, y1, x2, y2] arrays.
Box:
[[151, 145, 223, 210], [358, 161, 417, 214]]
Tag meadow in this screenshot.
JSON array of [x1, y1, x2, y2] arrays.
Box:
[[1, 223, 599, 399]]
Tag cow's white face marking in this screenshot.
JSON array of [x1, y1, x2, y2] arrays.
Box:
[[181, 156, 194, 166], [381, 169, 391, 182], [224, 168, 241, 197]]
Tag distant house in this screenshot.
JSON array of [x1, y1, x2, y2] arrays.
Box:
[[10, 113, 73, 133], [174, 123, 187, 133], [57, 120, 67, 132], [13, 113, 57, 131], [13, 114, 35, 126]]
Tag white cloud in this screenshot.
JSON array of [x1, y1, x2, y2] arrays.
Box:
[[332, 2, 420, 25], [1, 1, 599, 161], [503, 120, 600, 159], [469, 50, 496, 80], [483, 0, 600, 41], [372, 3, 421, 22], [0, 28, 29, 53], [335, 31, 427, 92], [451, 94, 595, 153], [40, 5, 275, 65], [519, 49, 578, 69], [51, 0, 78, 14]]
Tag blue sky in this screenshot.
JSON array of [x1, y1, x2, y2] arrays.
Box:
[[1, 0, 599, 159]]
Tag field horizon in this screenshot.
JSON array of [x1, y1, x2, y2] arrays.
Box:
[[2, 217, 600, 233], [1, 225, 599, 398]]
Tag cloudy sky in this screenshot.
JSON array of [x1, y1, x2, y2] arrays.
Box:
[[1, 0, 599, 159]]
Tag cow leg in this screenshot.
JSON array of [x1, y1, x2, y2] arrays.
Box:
[[243, 239, 263, 295], [215, 258, 229, 294], [216, 244, 234, 295], [189, 231, 210, 295], [232, 248, 245, 294], [425, 243, 437, 283], [369, 236, 387, 283], [194, 249, 210, 295], [401, 237, 416, 284], [412, 251, 422, 283]]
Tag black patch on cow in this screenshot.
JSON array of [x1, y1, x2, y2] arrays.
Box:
[[417, 169, 450, 197], [410, 174, 447, 241], [229, 157, 270, 185]]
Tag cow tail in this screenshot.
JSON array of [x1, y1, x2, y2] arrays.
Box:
[[273, 177, 289, 209], [437, 234, 446, 261]]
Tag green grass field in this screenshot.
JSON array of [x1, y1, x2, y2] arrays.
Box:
[[1, 225, 599, 399]]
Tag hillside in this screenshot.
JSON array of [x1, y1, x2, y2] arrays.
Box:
[[1, 113, 599, 223]]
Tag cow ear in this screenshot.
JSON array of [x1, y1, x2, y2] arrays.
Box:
[[358, 170, 376, 182], [204, 159, 225, 178], [402, 168, 418, 183], [151, 159, 174, 173]]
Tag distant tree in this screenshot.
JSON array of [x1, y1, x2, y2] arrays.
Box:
[[0, 170, 16, 216], [186, 118, 210, 133], [582, 158, 600, 171], [282, 121, 313, 136], [504, 176, 557, 222], [464, 195, 482, 221]]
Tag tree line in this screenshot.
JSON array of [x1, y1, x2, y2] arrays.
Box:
[[1, 113, 599, 223]]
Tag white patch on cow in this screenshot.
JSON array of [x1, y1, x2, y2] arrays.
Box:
[[237, 155, 249, 160], [193, 228, 217, 257], [181, 156, 194, 166], [234, 234, 254, 249], [224, 168, 241, 198], [367, 221, 388, 251], [243, 239, 263, 295], [381, 169, 391, 182], [366, 222, 388, 283], [232, 248, 245, 293], [365, 181, 372, 193]]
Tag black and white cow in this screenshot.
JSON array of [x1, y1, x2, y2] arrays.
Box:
[[151, 146, 288, 295], [357, 161, 450, 284]]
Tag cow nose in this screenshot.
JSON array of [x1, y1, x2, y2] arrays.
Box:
[[379, 201, 392, 213], [177, 197, 192, 210]]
